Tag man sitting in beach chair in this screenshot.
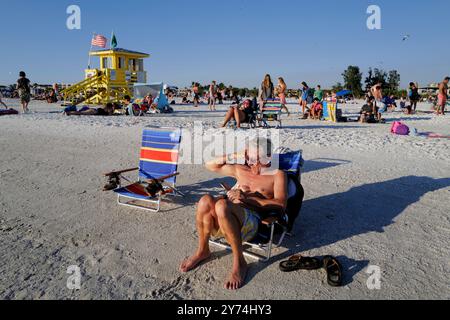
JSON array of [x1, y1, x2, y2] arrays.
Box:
[[180, 137, 302, 290]]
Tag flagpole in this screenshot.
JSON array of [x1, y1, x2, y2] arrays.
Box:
[[88, 32, 95, 69]]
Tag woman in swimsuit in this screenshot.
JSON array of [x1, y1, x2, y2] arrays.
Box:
[[277, 77, 290, 116], [221, 99, 253, 129]]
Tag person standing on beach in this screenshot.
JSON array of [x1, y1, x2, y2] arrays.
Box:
[[17, 71, 31, 113], [277, 77, 290, 116], [408, 82, 420, 113], [258, 74, 274, 108], [437, 77, 449, 115], [370, 82, 386, 122], [299, 82, 310, 116], [193, 82, 200, 108], [314, 85, 324, 102], [209, 81, 217, 111]]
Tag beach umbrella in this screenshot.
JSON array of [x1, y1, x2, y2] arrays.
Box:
[[336, 90, 352, 97]]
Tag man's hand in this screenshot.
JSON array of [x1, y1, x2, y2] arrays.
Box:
[[227, 189, 245, 204]]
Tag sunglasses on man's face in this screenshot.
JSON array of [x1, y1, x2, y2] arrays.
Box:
[[246, 154, 271, 166]]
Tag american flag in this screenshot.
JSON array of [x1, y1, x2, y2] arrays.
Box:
[[91, 34, 107, 48]]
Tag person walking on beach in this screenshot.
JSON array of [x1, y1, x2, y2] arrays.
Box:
[[192, 82, 200, 108], [371, 82, 386, 122], [299, 82, 310, 116], [276, 77, 290, 116], [437, 77, 449, 115], [209, 81, 217, 111], [17, 71, 31, 113], [408, 82, 420, 113], [258, 74, 274, 107]]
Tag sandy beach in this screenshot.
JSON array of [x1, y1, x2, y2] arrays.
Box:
[[0, 98, 449, 300]]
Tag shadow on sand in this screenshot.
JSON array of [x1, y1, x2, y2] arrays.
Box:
[[302, 158, 351, 174], [245, 176, 450, 286]]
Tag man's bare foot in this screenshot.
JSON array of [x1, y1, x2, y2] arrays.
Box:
[[179, 251, 211, 273], [224, 262, 248, 290]]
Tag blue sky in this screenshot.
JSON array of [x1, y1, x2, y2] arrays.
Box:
[[1, 0, 449, 88]]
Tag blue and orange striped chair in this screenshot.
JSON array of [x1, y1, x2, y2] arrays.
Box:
[[260, 98, 283, 128], [113, 127, 182, 212]]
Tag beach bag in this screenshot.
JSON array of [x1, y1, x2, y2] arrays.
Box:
[[391, 121, 409, 135]]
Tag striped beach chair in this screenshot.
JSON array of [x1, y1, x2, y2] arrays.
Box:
[[209, 149, 304, 262], [113, 127, 182, 212], [260, 99, 283, 128]]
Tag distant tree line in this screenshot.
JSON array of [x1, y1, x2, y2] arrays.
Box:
[[335, 66, 404, 98]]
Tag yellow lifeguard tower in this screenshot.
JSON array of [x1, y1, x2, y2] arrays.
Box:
[[61, 48, 150, 105]]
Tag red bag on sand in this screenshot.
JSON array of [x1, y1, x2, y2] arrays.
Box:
[[391, 121, 410, 135]]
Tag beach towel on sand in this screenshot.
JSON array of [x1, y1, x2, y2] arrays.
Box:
[[391, 121, 409, 135]]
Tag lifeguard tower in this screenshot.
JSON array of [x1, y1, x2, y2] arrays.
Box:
[[61, 48, 150, 105]]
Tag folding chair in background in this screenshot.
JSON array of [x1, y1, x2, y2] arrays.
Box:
[[209, 149, 304, 262], [259, 98, 283, 128], [104, 127, 183, 212]]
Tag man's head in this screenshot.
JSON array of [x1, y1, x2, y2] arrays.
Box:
[[19, 71, 26, 78], [246, 137, 272, 174], [444, 77, 450, 84], [317, 85, 321, 90], [123, 95, 131, 104]]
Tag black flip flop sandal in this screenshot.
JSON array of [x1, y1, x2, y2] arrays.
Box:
[[323, 256, 343, 287], [279, 255, 323, 272]]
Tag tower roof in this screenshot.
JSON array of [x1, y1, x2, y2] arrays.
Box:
[[89, 48, 149, 58]]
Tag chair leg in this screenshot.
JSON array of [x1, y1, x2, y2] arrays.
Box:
[[265, 223, 275, 261], [117, 194, 161, 212]]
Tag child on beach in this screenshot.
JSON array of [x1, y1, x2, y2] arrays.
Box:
[[310, 98, 323, 120]]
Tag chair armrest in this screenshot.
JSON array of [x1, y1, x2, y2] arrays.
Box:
[[104, 167, 139, 176], [261, 217, 278, 225]]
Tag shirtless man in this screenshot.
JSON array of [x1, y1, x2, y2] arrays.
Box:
[[179, 137, 288, 290], [437, 77, 449, 115], [371, 83, 386, 122]]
